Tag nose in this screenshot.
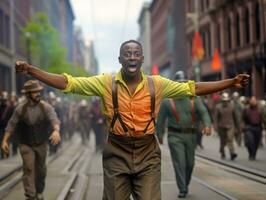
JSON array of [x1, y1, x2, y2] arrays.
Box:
[[129, 54, 137, 60]]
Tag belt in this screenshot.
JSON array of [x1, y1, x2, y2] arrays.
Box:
[[168, 126, 195, 134]]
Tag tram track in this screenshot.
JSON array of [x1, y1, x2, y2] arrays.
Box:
[[160, 143, 266, 199], [60, 148, 93, 200], [0, 139, 75, 199], [196, 153, 266, 185], [194, 154, 266, 200]]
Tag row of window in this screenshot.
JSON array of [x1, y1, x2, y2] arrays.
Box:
[[188, 2, 262, 60]]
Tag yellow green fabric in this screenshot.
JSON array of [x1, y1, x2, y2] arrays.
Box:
[[62, 69, 195, 136]]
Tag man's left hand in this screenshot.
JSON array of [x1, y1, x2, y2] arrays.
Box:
[[202, 127, 212, 136], [234, 74, 250, 88], [49, 130, 61, 145]]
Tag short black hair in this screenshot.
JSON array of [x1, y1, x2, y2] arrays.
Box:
[[119, 40, 143, 55]]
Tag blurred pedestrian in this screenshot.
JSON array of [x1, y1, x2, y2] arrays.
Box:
[[89, 97, 107, 152], [242, 96, 264, 160], [1, 80, 61, 200], [0, 91, 15, 158], [78, 99, 91, 145], [214, 92, 239, 160], [156, 71, 212, 198], [47, 92, 62, 155], [14, 39, 249, 200], [232, 92, 244, 146]]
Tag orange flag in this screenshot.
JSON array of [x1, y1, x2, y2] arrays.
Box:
[[192, 31, 204, 60], [212, 48, 221, 71]]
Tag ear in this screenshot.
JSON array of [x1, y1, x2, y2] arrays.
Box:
[[141, 56, 144, 63], [118, 56, 122, 64]]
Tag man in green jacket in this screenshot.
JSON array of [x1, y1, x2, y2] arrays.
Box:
[[157, 71, 212, 198]]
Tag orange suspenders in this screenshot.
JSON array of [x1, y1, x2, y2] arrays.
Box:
[[168, 98, 196, 125]]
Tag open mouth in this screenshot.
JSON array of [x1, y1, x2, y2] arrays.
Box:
[[128, 65, 138, 73]]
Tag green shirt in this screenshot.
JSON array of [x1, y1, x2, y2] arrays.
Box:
[[156, 96, 211, 140]]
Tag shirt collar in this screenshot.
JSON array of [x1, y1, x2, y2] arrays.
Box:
[[115, 69, 147, 94]]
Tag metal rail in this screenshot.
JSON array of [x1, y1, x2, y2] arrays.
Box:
[[196, 153, 266, 185]]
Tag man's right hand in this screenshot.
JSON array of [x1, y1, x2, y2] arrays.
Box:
[[15, 60, 31, 74], [1, 141, 9, 155]]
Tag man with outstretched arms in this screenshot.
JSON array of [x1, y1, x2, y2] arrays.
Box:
[[13, 40, 249, 200]]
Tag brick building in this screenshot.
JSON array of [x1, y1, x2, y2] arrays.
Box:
[[186, 0, 266, 98], [150, 0, 173, 78]]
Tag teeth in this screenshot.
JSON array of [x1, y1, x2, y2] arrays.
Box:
[[128, 66, 137, 72]]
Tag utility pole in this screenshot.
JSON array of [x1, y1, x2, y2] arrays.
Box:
[[172, 0, 188, 75]]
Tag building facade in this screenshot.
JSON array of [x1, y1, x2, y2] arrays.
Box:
[[84, 40, 99, 75], [138, 2, 152, 74], [0, 0, 31, 93], [186, 0, 266, 98], [150, 0, 173, 78], [0, 0, 76, 94], [59, 0, 75, 63]]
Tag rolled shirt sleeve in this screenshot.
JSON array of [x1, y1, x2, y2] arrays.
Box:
[[158, 76, 195, 98], [62, 73, 106, 97], [5, 107, 20, 134]]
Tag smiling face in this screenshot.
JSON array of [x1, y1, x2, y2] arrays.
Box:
[[119, 41, 144, 79]]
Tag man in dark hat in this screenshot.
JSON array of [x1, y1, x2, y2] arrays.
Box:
[[156, 71, 212, 198], [1, 80, 61, 200]]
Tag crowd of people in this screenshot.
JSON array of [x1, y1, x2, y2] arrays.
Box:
[[202, 91, 266, 161]]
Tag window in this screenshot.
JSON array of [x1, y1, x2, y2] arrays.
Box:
[[255, 3, 261, 41], [236, 13, 241, 47], [205, 0, 209, 9], [216, 23, 221, 51], [4, 15, 10, 48], [244, 7, 250, 44], [201, 31, 206, 58], [227, 17, 232, 50], [167, 14, 175, 53], [0, 9, 3, 46], [207, 29, 211, 57], [200, 0, 204, 12]]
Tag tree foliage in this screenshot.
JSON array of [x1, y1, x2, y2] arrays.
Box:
[[20, 12, 90, 77]]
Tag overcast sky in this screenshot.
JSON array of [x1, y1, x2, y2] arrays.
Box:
[[70, 0, 151, 74]]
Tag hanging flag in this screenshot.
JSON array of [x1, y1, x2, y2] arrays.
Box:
[[211, 48, 221, 71], [192, 31, 204, 60], [152, 64, 159, 75]]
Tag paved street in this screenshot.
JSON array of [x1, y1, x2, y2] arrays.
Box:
[[84, 135, 228, 200], [1, 133, 266, 199], [197, 133, 266, 172]]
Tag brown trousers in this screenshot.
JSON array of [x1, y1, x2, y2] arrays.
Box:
[[102, 133, 161, 200], [19, 143, 47, 198]]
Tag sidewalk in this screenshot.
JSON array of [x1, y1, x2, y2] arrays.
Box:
[[197, 134, 266, 172]]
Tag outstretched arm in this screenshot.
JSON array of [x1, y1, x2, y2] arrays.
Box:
[[195, 74, 249, 96], [15, 61, 68, 90]]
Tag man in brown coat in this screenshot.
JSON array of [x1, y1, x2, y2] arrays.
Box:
[[1, 80, 61, 200], [214, 92, 239, 160]]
